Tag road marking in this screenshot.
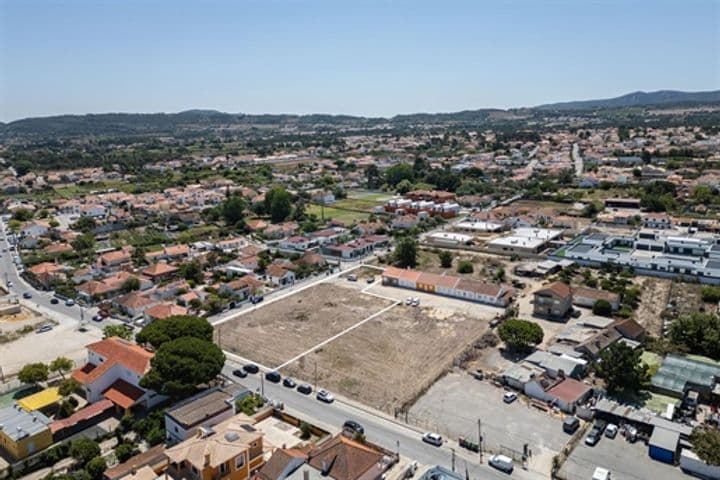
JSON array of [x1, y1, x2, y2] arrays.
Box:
[[274, 299, 400, 370]]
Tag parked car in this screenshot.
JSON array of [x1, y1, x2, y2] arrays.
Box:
[[92, 314, 103, 322], [316, 389, 334, 403], [563, 416, 580, 434], [35, 324, 52, 334], [488, 454, 514, 473], [472, 369, 484, 380], [592, 467, 611, 480], [297, 384, 313, 395], [232, 369, 247, 378], [343, 420, 365, 435], [503, 391, 518, 403], [282, 377, 296, 388], [65, 299, 75, 306], [22, 292, 32, 299], [605, 424, 618, 439], [405, 297, 412, 305], [50, 297, 59, 304], [347, 274, 357, 282], [6, 281, 12, 287], [571, 309, 582, 318], [411, 298, 420, 307], [242, 364, 260, 374], [265, 371, 281, 383], [585, 421, 606, 447], [366, 276, 375, 284], [422, 432, 443, 447]]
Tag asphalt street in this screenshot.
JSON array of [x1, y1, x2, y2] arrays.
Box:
[[221, 360, 547, 480]]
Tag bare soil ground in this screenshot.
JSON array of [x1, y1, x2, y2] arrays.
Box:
[[216, 283, 394, 368], [281, 303, 490, 413], [635, 278, 671, 337]]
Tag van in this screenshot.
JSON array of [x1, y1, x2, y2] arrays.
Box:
[[563, 416, 580, 434], [488, 454, 513, 473]]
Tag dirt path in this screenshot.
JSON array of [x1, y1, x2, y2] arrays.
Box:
[[635, 277, 671, 337]]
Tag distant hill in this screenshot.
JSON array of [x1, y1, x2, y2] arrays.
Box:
[[535, 89, 720, 111], [2, 89, 720, 140]]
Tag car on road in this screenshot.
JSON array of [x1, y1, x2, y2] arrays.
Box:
[[316, 389, 334, 403], [585, 421, 606, 446], [250, 295, 264, 304], [297, 384, 312, 395], [411, 298, 419, 307], [242, 364, 260, 374], [488, 454, 514, 473], [604, 424, 618, 438], [366, 276, 374, 284], [35, 324, 52, 333], [65, 299, 75, 306], [232, 369, 247, 378], [265, 371, 281, 383], [347, 274, 357, 282], [50, 297, 59, 304], [503, 391, 518, 403], [22, 292, 32, 299], [6, 281, 12, 287], [282, 377, 296, 388], [405, 297, 412, 305], [421, 432, 443, 447], [343, 420, 364, 435], [92, 314, 103, 322]]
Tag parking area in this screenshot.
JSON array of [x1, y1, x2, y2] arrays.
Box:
[[408, 371, 569, 473], [560, 433, 687, 480]]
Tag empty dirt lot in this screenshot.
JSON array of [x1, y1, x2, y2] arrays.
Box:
[[216, 283, 394, 368], [281, 302, 491, 413]]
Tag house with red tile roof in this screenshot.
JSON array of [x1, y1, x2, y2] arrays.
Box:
[[266, 264, 295, 287], [524, 375, 592, 413], [28, 262, 67, 288], [142, 262, 180, 282], [72, 337, 165, 411], [144, 302, 189, 322], [381, 266, 513, 307], [113, 291, 159, 318], [533, 281, 573, 319]]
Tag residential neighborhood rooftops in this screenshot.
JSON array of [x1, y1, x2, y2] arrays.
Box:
[[16, 387, 61, 411], [166, 385, 246, 429], [0, 404, 51, 441], [73, 337, 153, 384]]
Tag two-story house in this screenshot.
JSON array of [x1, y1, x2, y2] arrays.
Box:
[[533, 281, 573, 320]]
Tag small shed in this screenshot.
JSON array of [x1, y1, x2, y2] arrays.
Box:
[[649, 426, 679, 464]]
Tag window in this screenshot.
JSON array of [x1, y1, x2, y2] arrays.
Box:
[[235, 454, 245, 469], [220, 462, 228, 476], [191, 466, 199, 478]]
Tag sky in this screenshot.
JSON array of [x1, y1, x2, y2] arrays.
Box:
[[1, 0, 719, 122]]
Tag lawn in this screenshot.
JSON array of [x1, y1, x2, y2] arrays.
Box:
[[306, 205, 370, 224]]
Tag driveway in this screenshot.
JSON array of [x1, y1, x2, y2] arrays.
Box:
[[409, 371, 569, 473]]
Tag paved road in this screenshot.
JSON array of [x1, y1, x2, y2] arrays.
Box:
[[222, 361, 546, 480], [0, 222, 103, 327]]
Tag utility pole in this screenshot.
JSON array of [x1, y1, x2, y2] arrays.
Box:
[[451, 448, 456, 472], [478, 418, 483, 463], [260, 374, 265, 397]]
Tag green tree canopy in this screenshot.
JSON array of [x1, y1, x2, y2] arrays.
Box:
[[438, 250, 453, 268], [594, 343, 649, 394], [136, 315, 213, 349], [394, 237, 418, 268], [71, 233, 96, 252], [181, 259, 204, 284], [456, 260, 474, 274], [103, 324, 134, 341], [122, 276, 141, 293], [221, 196, 246, 225], [592, 299, 613, 317], [690, 426, 720, 466], [385, 163, 415, 187], [69, 438, 101, 466], [140, 336, 225, 398], [669, 312, 720, 360], [498, 319, 544, 353], [18, 362, 49, 385], [73, 216, 97, 233], [85, 456, 107, 480], [59, 378, 82, 397], [265, 187, 292, 223], [50, 357, 74, 377]]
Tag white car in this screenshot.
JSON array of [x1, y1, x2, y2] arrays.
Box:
[[411, 298, 420, 307], [604, 424, 618, 438], [405, 297, 412, 305], [421, 432, 443, 447], [592, 467, 611, 480], [488, 454, 514, 473], [316, 389, 334, 403], [503, 391, 518, 403]]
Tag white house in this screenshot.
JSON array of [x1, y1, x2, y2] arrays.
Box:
[[72, 337, 165, 411]]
